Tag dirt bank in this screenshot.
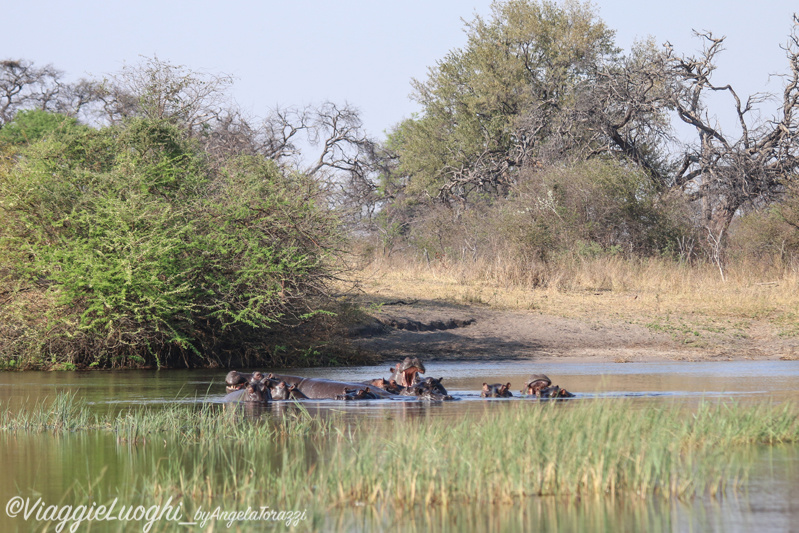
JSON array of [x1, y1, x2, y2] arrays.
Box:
[[348, 298, 799, 363]]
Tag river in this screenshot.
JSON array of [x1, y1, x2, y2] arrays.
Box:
[[1, 360, 797, 532]]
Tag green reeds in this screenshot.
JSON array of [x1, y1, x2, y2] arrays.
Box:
[[0, 391, 96, 431], [3, 395, 798, 508]]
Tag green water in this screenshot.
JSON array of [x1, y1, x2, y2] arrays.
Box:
[[1, 361, 798, 532]]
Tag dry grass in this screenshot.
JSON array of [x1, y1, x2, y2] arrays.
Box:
[[348, 253, 799, 341]]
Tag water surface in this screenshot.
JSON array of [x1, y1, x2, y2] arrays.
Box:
[[1, 360, 797, 532]]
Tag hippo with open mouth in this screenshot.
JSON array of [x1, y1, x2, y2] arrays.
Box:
[[225, 357, 428, 400], [388, 357, 426, 388], [521, 374, 574, 398]]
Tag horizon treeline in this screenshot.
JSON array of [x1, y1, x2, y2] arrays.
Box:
[[2, 0, 799, 368]]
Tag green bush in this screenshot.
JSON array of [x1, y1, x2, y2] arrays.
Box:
[[0, 117, 342, 368]]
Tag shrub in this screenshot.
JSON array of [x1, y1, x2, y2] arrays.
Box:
[[0, 117, 343, 368]]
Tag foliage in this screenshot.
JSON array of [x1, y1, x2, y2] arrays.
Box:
[[0, 116, 343, 368], [0, 109, 80, 146], [384, 1, 799, 263], [727, 184, 799, 265], [388, 0, 619, 199], [379, 160, 690, 270]]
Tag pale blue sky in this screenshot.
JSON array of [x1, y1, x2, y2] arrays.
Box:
[[3, 1, 797, 138]]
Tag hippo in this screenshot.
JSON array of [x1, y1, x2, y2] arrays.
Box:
[[263, 373, 397, 399], [481, 383, 513, 398], [521, 374, 552, 396], [270, 380, 290, 400], [401, 377, 454, 401], [536, 385, 575, 399], [521, 374, 574, 398], [244, 381, 268, 403], [225, 370, 255, 393], [336, 387, 380, 401], [388, 357, 426, 388], [363, 377, 404, 394], [287, 384, 309, 400]]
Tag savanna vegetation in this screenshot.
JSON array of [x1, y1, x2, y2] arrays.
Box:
[[3, 1, 799, 368]]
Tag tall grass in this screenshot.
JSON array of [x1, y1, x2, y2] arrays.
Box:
[[3, 394, 798, 507], [354, 253, 799, 345]]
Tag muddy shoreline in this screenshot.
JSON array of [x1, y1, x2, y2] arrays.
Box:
[[349, 298, 799, 363]]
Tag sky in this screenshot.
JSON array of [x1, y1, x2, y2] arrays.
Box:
[[3, 1, 797, 140]]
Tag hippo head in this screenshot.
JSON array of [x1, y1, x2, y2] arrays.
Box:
[[482, 382, 512, 398], [355, 387, 370, 399], [244, 382, 263, 402], [522, 374, 552, 396], [271, 380, 290, 400], [393, 357, 426, 387], [225, 370, 250, 393], [383, 379, 403, 394], [418, 378, 453, 401], [421, 377, 448, 396]]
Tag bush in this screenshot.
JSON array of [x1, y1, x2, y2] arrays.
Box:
[[0, 117, 343, 368], [376, 160, 690, 272]]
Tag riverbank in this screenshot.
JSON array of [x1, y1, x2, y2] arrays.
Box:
[[347, 258, 799, 363]]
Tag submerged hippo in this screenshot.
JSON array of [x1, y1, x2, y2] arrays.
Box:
[[363, 377, 404, 394], [270, 380, 290, 400], [481, 383, 513, 398], [536, 385, 575, 399], [287, 383, 309, 400], [401, 377, 454, 401], [336, 387, 380, 401], [521, 374, 574, 399], [244, 381, 268, 403], [223, 358, 445, 401]]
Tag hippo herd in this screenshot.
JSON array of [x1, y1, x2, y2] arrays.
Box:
[[223, 357, 574, 404]]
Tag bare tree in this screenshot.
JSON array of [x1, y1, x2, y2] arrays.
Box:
[[666, 17, 799, 238], [0, 59, 66, 125], [92, 56, 235, 132]]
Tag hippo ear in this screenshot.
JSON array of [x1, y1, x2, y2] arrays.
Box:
[[364, 387, 371, 392], [438, 377, 444, 382]]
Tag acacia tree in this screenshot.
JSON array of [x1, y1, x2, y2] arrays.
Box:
[[389, 0, 618, 201]]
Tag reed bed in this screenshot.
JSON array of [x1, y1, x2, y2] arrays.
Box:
[[3, 394, 798, 509]]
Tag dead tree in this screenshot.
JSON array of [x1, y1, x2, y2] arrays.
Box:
[[666, 17, 799, 239], [0, 60, 65, 125]]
